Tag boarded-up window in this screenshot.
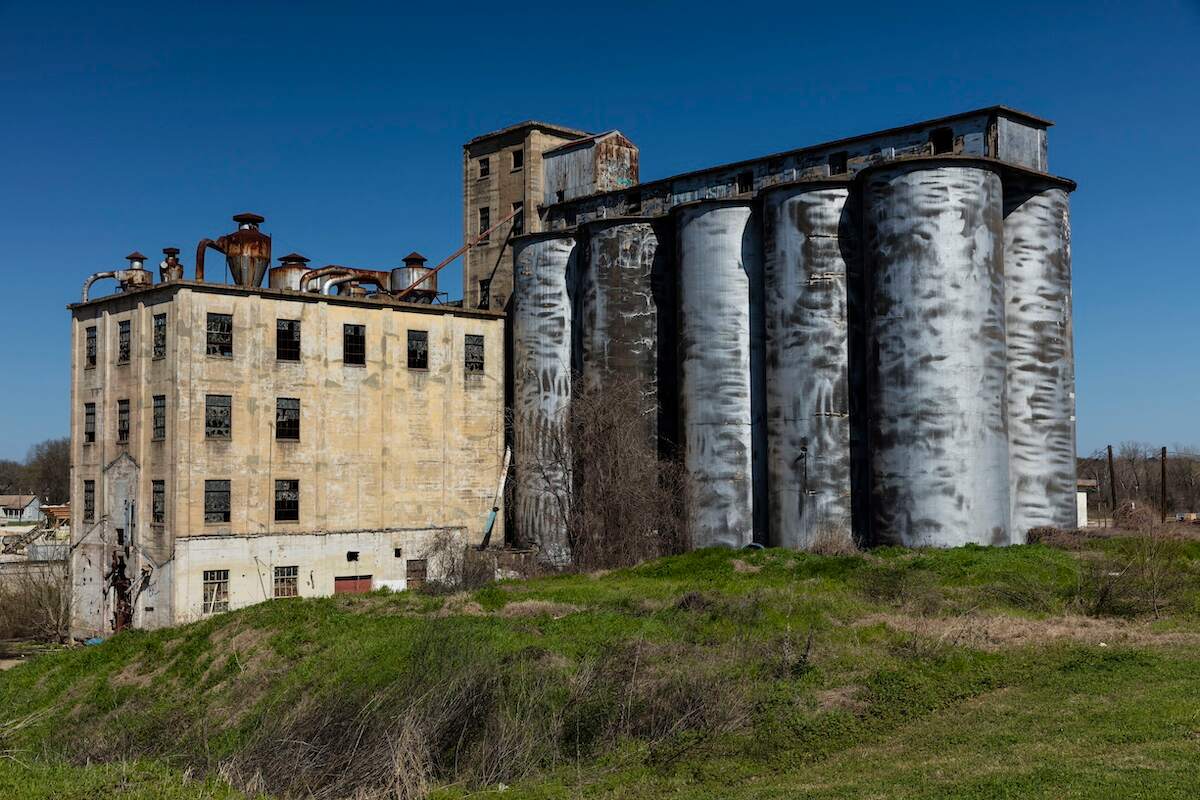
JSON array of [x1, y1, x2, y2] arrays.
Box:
[[406, 559, 427, 590], [83, 480, 95, 522], [116, 399, 130, 443], [407, 330, 428, 369], [153, 313, 167, 359], [343, 324, 366, 365], [152, 395, 166, 440], [85, 326, 97, 368], [274, 479, 299, 522], [152, 480, 165, 524], [276, 319, 301, 361], [206, 313, 233, 357], [204, 480, 230, 523], [276, 397, 300, 440], [203, 569, 229, 613], [84, 403, 95, 443], [465, 335, 484, 374], [274, 565, 298, 598], [205, 395, 231, 439], [334, 575, 373, 594], [117, 320, 131, 364]]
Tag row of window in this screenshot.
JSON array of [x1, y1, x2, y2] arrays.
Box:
[[85, 315, 486, 372], [200, 557, 428, 614], [477, 148, 522, 179], [81, 477, 300, 525]]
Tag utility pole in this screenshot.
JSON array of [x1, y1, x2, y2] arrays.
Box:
[[1106, 444, 1118, 525], [1161, 446, 1168, 524]]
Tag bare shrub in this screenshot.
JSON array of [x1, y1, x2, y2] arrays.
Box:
[[857, 563, 942, 615], [808, 525, 860, 556], [1073, 525, 1191, 618], [415, 530, 495, 595], [0, 566, 68, 641]]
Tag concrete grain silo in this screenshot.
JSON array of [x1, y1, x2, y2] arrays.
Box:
[[1003, 172, 1078, 536], [673, 199, 766, 549], [860, 157, 1011, 547], [511, 232, 578, 565], [760, 180, 857, 550]]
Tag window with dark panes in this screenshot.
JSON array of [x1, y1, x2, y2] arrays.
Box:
[[478, 207, 490, 240], [204, 480, 230, 523], [152, 395, 166, 440], [343, 324, 365, 365], [273, 565, 298, 598], [512, 201, 524, 235], [83, 480, 95, 522], [84, 403, 95, 443], [202, 570, 229, 613], [117, 399, 130, 443], [478, 279, 491, 309], [276, 397, 300, 440], [828, 151, 848, 175], [511, 148, 523, 170], [276, 319, 301, 361], [478, 157, 490, 178], [465, 334, 485, 373], [153, 313, 167, 358], [736, 171, 753, 194], [274, 479, 299, 522], [205, 395, 231, 439], [407, 330, 428, 369], [206, 313, 233, 357], [85, 327, 97, 368], [152, 480, 165, 524], [117, 320, 131, 363]]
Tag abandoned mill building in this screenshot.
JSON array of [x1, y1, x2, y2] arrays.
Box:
[[68, 220, 506, 637]]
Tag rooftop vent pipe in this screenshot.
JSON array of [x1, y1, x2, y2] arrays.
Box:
[[299, 265, 356, 293], [159, 247, 184, 282], [269, 253, 311, 291], [324, 272, 389, 296], [195, 213, 271, 287], [80, 252, 152, 302]]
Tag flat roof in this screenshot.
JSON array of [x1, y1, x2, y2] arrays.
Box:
[[68, 279, 505, 320], [464, 119, 592, 147]]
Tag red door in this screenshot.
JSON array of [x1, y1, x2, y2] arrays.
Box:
[[334, 575, 373, 594]]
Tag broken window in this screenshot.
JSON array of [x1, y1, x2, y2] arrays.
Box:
[[627, 189, 641, 214], [479, 157, 490, 178], [273, 565, 298, 598], [205, 395, 231, 439], [343, 324, 366, 365], [512, 201, 524, 235], [478, 279, 491, 310], [511, 149, 523, 170], [276, 319, 301, 361], [828, 151, 848, 175], [153, 313, 167, 359], [478, 207, 491, 241], [117, 320, 131, 364], [930, 126, 954, 155], [152, 395, 166, 440], [206, 313, 233, 357], [276, 397, 300, 440], [83, 480, 95, 522], [393, 547, 402, 558], [85, 326, 97, 368], [274, 479, 299, 522], [465, 334, 485, 374], [204, 480, 230, 523], [406, 559, 427, 590], [117, 399, 130, 443], [84, 403, 95, 444], [202, 569, 229, 614], [152, 480, 165, 524], [407, 330, 428, 370], [736, 171, 753, 194]]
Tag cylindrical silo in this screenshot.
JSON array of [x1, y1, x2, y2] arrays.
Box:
[[512, 232, 578, 565], [860, 157, 1011, 547], [674, 199, 766, 549], [575, 217, 675, 449], [760, 180, 856, 551], [1004, 171, 1078, 537]]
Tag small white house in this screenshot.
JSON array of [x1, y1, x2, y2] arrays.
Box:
[[0, 495, 42, 523]]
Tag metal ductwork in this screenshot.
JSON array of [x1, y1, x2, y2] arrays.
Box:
[[80, 253, 153, 302], [299, 265, 356, 293], [195, 213, 271, 287], [325, 272, 388, 296]]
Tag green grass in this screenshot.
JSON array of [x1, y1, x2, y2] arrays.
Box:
[[1, 541, 1198, 798]]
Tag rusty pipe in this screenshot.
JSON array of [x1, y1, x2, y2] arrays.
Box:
[[81, 272, 117, 303], [195, 238, 225, 282], [299, 265, 356, 293], [324, 273, 389, 295]]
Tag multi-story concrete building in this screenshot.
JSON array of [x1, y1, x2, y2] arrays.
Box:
[[68, 229, 506, 637]]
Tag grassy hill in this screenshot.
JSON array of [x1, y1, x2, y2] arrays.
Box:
[[2, 532, 1199, 799]]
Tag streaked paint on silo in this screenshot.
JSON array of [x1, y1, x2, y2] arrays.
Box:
[[861, 158, 1011, 547], [1004, 173, 1077, 537], [674, 200, 765, 549], [512, 232, 578, 565], [760, 181, 855, 550]]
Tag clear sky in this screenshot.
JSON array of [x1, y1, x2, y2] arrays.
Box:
[[1, 1, 1197, 460]]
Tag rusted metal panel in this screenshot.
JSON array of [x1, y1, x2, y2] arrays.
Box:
[[862, 159, 1011, 547], [543, 132, 639, 207], [1004, 177, 1076, 536], [195, 213, 271, 287], [674, 200, 764, 549], [512, 233, 577, 565], [760, 181, 856, 550]]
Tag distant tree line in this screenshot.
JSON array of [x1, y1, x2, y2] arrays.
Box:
[[1078, 442, 1200, 520], [0, 438, 70, 504]]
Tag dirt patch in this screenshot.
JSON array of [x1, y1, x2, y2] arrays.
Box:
[[816, 685, 867, 714], [0, 658, 22, 671], [857, 612, 1200, 651], [731, 559, 761, 574], [498, 600, 578, 619]]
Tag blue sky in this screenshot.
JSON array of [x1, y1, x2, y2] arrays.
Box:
[[1, 1, 1197, 459]]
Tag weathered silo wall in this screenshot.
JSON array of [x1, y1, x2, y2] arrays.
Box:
[[674, 200, 765, 549], [1004, 173, 1077, 536], [861, 158, 1011, 547], [512, 232, 578, 565], [760, 181, 856, 550], [576, 217, 676, 448]]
